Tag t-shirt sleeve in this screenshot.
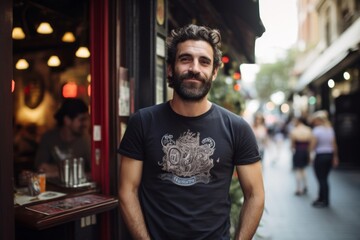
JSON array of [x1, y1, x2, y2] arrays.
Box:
[[117, 111, 144, 161], [233, 118, 261, 165]]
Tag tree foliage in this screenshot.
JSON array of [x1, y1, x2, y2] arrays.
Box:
[[209, 73, 245, 114], [255, 49, 297, 101]]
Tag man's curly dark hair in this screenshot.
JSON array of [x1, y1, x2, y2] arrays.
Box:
[[166, 24, 223, 71]]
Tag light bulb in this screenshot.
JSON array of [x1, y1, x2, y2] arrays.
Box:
[[37, 22, 53, 34], [62, 32, 76, 42], [12, 27, 25, 39], [75, 46, 90, 58], [16, 59, 29, 70], [47, 55, 61, 67]]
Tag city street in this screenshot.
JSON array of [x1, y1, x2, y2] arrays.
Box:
[[255, 138, 360, 240]]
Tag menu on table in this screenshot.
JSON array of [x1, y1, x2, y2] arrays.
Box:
[[25, 194, 115, 216]]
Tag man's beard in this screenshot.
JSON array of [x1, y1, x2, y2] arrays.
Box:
[[169, 70, 213, 101]]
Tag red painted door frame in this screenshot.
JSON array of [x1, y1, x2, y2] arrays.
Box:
[[90, 0, 111, 239]]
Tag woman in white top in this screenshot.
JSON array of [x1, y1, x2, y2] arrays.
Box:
[[310, 110, 339, 208]]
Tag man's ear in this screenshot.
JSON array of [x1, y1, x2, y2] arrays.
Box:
[[167, 65, 173, 78], [212, 67, 219, 81]]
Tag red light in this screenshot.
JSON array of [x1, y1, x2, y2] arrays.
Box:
[[233, 72, 241, 80], [222, 56, 230, 64], [87, 85, 91, 96], [12, 80, 15, 93], [62, 82, 78, 98], [233, 83, 241, 91]]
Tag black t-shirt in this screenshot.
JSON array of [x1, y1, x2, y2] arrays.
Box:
[[118, 102, 260, 240]]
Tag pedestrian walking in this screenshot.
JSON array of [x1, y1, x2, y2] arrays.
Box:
[[252, 112, 269, 160], [289, 117, 312, 196], [310, 110, 339, 208]]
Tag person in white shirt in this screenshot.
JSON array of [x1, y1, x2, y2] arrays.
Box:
[[310, 110, 339, 208]]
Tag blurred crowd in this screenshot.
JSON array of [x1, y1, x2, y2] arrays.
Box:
[[249, 110, 338, 208]]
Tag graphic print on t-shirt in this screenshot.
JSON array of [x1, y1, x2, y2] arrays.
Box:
[[158, 130, 217, 186]]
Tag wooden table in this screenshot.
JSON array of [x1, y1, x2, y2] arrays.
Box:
[[15, 181, 118, 232]]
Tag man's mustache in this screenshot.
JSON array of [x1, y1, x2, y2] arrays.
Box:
[[180, 71, 205, 82]]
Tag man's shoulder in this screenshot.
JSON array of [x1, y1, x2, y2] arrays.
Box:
[[210, 103, 254, 133], [212, 103, 244, 121], [38, 128, 61, 146], [133, 102, 169, 119], [41, 128, 60, 138], [138, 102, 168, 113], [127, 102, 169, 126]]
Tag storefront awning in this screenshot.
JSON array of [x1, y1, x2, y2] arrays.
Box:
[[295, 18, 360, 92], [168, 0, 265, 64]]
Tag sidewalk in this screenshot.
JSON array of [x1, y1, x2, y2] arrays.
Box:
[[255, 138, 360, 240]]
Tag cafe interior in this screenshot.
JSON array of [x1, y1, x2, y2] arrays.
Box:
[[13, 0, 91, 180], [11, 1, 113, 239]]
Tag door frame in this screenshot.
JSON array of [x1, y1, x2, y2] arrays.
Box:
[[0, 0, 15, 239]]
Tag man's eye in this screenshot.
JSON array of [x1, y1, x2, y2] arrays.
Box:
[[180, 57, 191, 62], [201, 60, 210, 65]]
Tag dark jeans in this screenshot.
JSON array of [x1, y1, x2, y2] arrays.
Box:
[[314, 153, 333, 204]]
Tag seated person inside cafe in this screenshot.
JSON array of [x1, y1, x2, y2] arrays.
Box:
[[34, 98, 91, 179]]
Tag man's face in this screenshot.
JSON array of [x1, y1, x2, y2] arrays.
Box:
[[68, 113, 90, 136], [168, 40, 218, 101]]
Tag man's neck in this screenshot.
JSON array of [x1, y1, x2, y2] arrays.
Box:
[[170, 95, 212, 117]]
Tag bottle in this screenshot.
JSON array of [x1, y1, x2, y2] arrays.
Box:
[[72, 158, 78, 186], [62, 159, 70, 186], [78, 157, 86, 183]]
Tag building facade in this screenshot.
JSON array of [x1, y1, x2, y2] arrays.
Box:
[[293, 0, 360, 166]]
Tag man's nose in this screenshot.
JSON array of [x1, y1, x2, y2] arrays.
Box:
[[189, 61, 200, 73]]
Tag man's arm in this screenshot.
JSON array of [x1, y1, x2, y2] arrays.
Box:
[[235, 161, 265, 240], [118, 156, 151, 240], [37, 163, 59, 178]]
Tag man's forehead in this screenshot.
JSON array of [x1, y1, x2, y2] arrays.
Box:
[[176, 40, 214, 57]]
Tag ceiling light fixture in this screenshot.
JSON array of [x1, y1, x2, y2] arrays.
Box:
[[62, 32, 76, 42], [47, 55, 61, 67], [75, 46, 91, 58], [343, 71, 350, 80], [12, 27, 26, 39], [37, 22, 53, 34], [16, 59, 29, 70]]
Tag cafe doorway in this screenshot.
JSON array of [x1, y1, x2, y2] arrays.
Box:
[[13, 0, 121, 239], [13, 0, 91, 185]]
